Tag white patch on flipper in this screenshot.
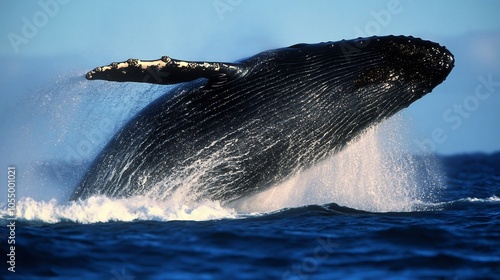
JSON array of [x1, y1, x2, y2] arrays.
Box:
[[177, 61, 189, 67]]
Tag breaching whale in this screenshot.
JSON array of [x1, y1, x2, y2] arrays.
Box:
[[70, 35, 454, 202]]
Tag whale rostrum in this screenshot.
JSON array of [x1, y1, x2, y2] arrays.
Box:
[[71, 36, 454, 202]]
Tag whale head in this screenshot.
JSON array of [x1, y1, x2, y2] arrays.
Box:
[[237, 36, 455, 140]]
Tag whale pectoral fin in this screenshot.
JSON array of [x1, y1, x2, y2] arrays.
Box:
[[85, 56, 247, 85]]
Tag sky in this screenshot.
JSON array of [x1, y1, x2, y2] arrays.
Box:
[[0, 0, 500, 186]]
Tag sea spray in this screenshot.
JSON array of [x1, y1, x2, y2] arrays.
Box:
[[230, 114, 445, 213], [2, 75, 165, 203], [2, 112, 445, 223]]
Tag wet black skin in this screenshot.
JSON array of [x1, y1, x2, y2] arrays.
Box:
[[71, 36, 454, 203]]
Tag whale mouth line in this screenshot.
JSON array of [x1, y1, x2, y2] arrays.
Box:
[[71, 35, 454, 203]]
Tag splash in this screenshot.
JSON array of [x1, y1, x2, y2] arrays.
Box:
[[2, 114, 446, 223], [2, 74, 446, 222], [230, 114, 445, 213], [3, 195, 236, 224], [2, 113, 446, 224]]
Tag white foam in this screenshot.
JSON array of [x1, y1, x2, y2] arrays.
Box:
[[2, 195, 237, 224], [462, 195, 500, 203]]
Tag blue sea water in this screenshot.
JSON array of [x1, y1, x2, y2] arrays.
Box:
[[1, 80, 499, 279], [1, 152, 499, 280]]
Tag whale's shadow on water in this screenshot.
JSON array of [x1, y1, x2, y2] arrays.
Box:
[[69, 35, 454, 206]]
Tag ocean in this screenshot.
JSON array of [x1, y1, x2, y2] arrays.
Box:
[[2, 151, 499, 279], [1, 81, 499, 280]]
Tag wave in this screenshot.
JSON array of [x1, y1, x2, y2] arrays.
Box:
[[461, 195, 500, 203], [4, 194, 497, 224], [403, 195, 500, 212]]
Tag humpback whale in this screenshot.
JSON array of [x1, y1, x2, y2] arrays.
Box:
[[70, 35, 454, 202]]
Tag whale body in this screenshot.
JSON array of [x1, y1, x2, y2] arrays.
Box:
[[70, 36, 454, 202]]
